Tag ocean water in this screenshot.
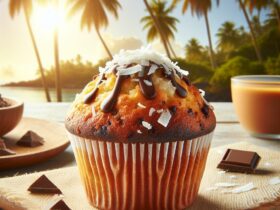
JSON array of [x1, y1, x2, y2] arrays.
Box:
[[0, 86, 81, 102]]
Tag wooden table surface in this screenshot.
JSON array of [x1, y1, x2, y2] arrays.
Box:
[[1, 102, 280, 178]]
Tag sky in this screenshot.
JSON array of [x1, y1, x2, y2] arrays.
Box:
[[0, 0, 269, 84]]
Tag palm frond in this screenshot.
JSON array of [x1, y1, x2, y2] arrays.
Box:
[[67, 0, 84, 19], [102, 0, 121, 19], [9, 0, 22, 18]]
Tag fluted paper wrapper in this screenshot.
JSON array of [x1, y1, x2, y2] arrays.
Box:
[[68, 132, 213, 210]]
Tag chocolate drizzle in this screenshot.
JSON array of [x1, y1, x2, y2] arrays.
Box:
[[85, 63, 190, 112], [166, 71, 187, 98], [84, 73, 105, 104], [138, 67, 156, 99], [101, 75, 128, 112]]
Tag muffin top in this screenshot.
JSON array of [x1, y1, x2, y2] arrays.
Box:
[[65, 47, 216, 143]]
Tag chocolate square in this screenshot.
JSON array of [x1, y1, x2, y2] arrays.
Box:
[[217, 149, 261, 173], [0, 138, 16, 156], [49, 200, 71, 210], [17, 131, 44, 147], [28, 175, 62, 194]]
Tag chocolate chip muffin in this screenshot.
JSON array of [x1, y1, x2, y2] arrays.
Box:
[[65, 48, 216, 210]]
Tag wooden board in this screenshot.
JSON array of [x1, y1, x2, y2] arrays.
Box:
[[0, 117, 70, 170]]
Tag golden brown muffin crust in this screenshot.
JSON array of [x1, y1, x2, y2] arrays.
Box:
[[65, 71, 216, 143]]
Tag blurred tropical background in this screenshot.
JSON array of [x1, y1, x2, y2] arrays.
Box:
[[0, 0, 279, 102]]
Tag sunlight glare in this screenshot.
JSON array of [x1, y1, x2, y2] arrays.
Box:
[[31, 4, 65, 32]]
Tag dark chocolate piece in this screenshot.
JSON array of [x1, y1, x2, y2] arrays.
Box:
[[101, 75, 128, 112], [169, 106, 177, 115], [217, 149, 261, 173], [201, 103, 209, 118], [17, 131, 44, 147], [0, 148, 16, 156], [138, 67, 156, 99], [0, 94, 10, 107], [0, 139, 16, 156], [49, 200, 71, 210], [28, 175, 62, 194], [166, 71, 187, 98]]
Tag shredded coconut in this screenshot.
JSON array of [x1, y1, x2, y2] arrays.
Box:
[[143, 80, 153, 86], [149, 107, 156, 117], [157, 109, 172, 127], [199, 89, 205, 97], [117, 64, 142, 75], [215, 182, 239, 188], [131, 78, 139, 82], [269, 177, 280, 185], [106, 46, 180, 73], [137, 129, 142, 134], [140, 59, 150, 66], [177, 68, 189, 77], [227, 182, 255, 194], [157, 109, 163, 113], [142, 121, 152, 130], [148, 64, 158, 75], [137, 102, 146, 109]]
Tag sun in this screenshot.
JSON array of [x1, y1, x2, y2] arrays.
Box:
[[31, 3, 66, 32]]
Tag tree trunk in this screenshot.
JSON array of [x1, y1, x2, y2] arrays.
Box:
[[239, 0, 263, 62], [143, 0, 171, 58], [23, 4, 51, 102], [54, 27, 62, 102], [95, 27, 113, 60], [204, 11, 216, 69]]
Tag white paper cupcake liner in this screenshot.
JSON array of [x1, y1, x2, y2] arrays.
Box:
[[68, 131, 213, 210]]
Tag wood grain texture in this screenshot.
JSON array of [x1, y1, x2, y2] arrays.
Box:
[[0, 117, 70, 170]]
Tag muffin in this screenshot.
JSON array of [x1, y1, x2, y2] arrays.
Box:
[[65, 47, 216, 210]]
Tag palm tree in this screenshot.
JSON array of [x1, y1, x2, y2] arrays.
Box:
[[143, 0, 171, 57], [238, 0, 263, 62], [251, 15, 262, 36], [9, 0, 51, 102], [182, 0, 218, 69], [185, 38, 206, 62], [270, 0, 280, 31], [67, 0, 121, 60], [245, 0, 269, 18], [245, 0, 280, 32], [216, 21, 241, 53], [141, 0, 178, 58]]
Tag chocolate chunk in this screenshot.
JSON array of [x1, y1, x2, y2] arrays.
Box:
[[0, 148, 16, 156], [28, 175, 62, 194], [168, 106, 177, 115], [182, 76, 191, 85], [217, 149, 261, 173], [201, 103, 209, 118], [0, 139, 16, 156], [0, 94, 10, 108], [199, 123, 205, 131], [187, 108, 194, 116], [17, 131, 44, 147], [49, 200, 71, 210]]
